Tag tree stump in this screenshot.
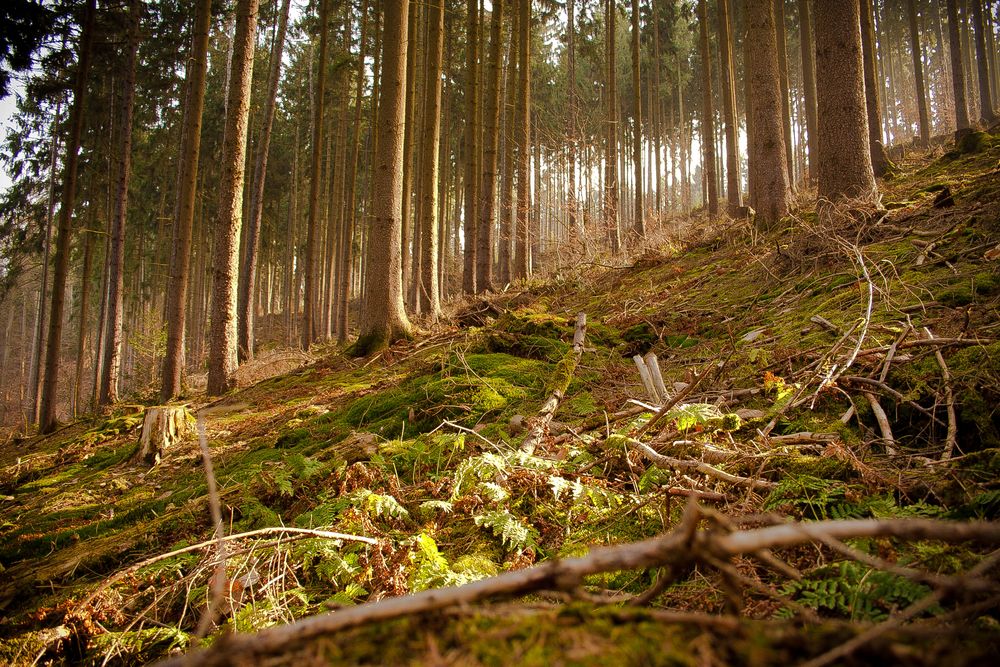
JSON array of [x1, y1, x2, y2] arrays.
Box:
[[137, 406, 192, 465]]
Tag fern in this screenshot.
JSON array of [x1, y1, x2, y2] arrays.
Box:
[[779, 561, 938, 621], [295, 539, 361, 586], [409, 533, 498, 591], [354, 490, 409, 519], [480, 481, 510, 502], [452, 453, 509, 498], [418, 500, 454, 516], [474, 510, 539, 550], [325, 582, 368, 607], [764, 475, 866, 520]]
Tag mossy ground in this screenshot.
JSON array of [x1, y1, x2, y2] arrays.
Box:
[[2, 133, 1000, 665]]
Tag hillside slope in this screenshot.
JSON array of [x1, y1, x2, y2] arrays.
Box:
[[2, 133, 1000, 665]]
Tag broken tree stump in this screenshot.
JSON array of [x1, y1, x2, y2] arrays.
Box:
[[137, 406, 192, 465]]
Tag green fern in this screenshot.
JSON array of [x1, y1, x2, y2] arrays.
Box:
[[325, 582, 368, 607], [473, 509, 539, 550], [408, 533, 497, 591], [779, 561, 938, 621], [418, 500, 454, 516], [354, 490, 409, 519], [295, 539, 361, 586]]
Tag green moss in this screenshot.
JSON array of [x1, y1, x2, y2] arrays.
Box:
[[773, 453, 854, 481]]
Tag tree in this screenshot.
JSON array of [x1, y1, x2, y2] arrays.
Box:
[[629, 0, 643, 237], [798, 0, 818, 183], [207, 0, 259, 395], [604, 0, 620, 253], [946, 0, 971, 131], [301, 0, 329, 349], [417, 0, 445, 318], [697, 0, 718, 218], [718, 0, 742, 213], [744, 0, 791, 225], [814, 0, 876, 203], [38, 0, 96, 433], [237, 0, 291, 364], [355, 0, 412, 355], [906, 0, 931, 146], [477, 0, 504, 293], [773, 0, 794, 185], [462, 0, 480, 294], [513, 0, 531, 276], [970, 0, 996, 124], [858, 0, 889, 176], [161, 0, 213, 402], [98, 0, 140, 406]]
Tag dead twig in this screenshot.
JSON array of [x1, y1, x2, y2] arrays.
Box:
[[625, 437, 776, 491], [923, 327, 958, 460]]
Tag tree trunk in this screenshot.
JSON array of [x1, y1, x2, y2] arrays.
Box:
[[477, 0, 504, 292], [513, 0, 531, 277], [698, 0, 718, 218], [462, 0, 480, 293], [73, 220, 95, 415], [815, 0, 877, 203], [99, 0, 140, 406], [773, 0, 795, 187], [745, 0, 791, 226], [499, 27, 516, 285], [418, 0, 445, 318], [604, 0, 620, 252], [970, 0, 996, 124], [906, 0, 932, 146], [567, 0, 582, 242], [629, 0, 644, 238], [797, 0, 818, 183], [400, 0, 417, 307], [301, 0, 329, 349], [237, 0, 291, 363], [356, 0, 412, 355], [39, 0, 96, 433], [207, 0, 259, 396], [161, 0, 212, 402], [946, 0, 971, 131], [719, 0, 742, 213], [859, 0, 889, 175]]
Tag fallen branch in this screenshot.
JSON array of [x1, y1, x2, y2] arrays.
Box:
[[924, 327, 958, 460], [156, 509, 1000, 667], [625, 437, 776, 491], [521, 313, 587, 454], [864, 392, 896, 454]]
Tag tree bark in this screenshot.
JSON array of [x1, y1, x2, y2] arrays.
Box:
[[237, 0, 291, 363], [798, 0, 818, 183], [946, 0, 971, 131], [859, 0, 889, 175], [356, 0, 412, 355], [745, 0, 791, 226], [39, 0, 96, 433], [970, 0, 996, 124], [773, 0, 795, 186], [698, 0, 718, 218], [719, 0, 742, 213], [418, 0, 445, 318], [513, 0, 531, 277], [629, 0, 644, 238], [604, 0, 620, 252], [207, 0, 259, 395], [814, 0, 877, 203], [161, 0, 213, 402], [477, 0, 504, 292], [462, 0, 480, 293], [906, 0, 932, 146]]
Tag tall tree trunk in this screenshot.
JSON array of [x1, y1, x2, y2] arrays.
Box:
[[815, 0, 876, 203], [745, 0, 791, 226], [567, 0, 582, 242], [237, 0, 290, 363], [400, 0, 417, 307], [462, 0, 480, 293], [629, 0, 644, 238], [301, 0, 329, 349], [499, 26, 516, 285], [99, 0, 139, 406], [161, 0, 213, 401], [207, 0, 259, 395], [970, 0, 996, 123], [698, 0, 718, 218], [39, 0, 96, 433], [73, 220, 95, 415], [651, 0, 663, 217], [859, 0, 889, 175], [906, 0, 932, 145], [477, 0, 504, 292], [338, 0, 371, 344], [604, 0, 621, 252], [946, 0, 971, 131], [719, 0, 742, 213], [514, 0, 531, 276], [418, 0, 445, 318], [356, 0, 412, 354], [774, 0, 795, 186], [798, 0, 818, 183]]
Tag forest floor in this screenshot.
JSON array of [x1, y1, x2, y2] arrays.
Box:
[[2, 129, 1000, 666]]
